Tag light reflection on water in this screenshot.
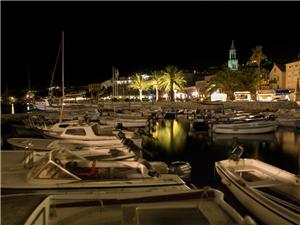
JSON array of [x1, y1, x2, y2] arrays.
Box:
[[143, 118, 300, 187], [151, 119, 188, 152]]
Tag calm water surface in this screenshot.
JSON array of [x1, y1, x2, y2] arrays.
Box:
[[143, 118, 299, 187]]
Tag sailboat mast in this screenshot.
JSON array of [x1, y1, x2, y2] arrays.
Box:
[[59, 31, 65, 123], [27, 67, 31, 91]]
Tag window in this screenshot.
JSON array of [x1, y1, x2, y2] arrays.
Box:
[[65, 128, 86, 136], [59, 124, 71, 128]]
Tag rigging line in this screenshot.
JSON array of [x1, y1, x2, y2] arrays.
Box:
[[49, 41, 62, 97]]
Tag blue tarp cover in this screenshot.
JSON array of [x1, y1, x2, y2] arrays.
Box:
[[274, 89, 289, 95]]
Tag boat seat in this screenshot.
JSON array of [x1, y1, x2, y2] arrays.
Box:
[[78, 160, 97, 177]]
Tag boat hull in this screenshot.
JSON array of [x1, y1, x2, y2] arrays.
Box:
[[215, 160, 300, 225], [213, 121, 278, 134]]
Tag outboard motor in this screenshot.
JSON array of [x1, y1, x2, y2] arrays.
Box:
[[115, 122, 127, 130], [229, 145, 244, 161], [169, 161, 192, 183], [116, 131, 125, 140]]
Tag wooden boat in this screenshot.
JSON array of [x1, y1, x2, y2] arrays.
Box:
[[2, 187, 256, 225], [212, 120, 278, 134], [1, 148, 191, 192], [215, 158, 300, 225]]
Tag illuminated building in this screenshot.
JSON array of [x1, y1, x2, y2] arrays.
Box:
[[228, 40, 239, 71]]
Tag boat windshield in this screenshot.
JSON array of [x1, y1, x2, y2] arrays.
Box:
[[36, 162, 77, 179]]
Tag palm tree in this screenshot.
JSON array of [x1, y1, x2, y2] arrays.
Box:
[[128, 73, 149, 101], [150, 70, 163, 102], [250, 46, 267, 78], [161, 65, 186, 101]]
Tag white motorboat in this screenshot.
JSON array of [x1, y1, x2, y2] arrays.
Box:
[[1, 148, 191, 192], [40, 123, 139, 140], [215, 157, 300, 225], [212, 120, 278, 134], [8, 137, 125, 151], [2, 187, 256, 225], [7, 135, 143, 151], [212, 133, 277, 143]]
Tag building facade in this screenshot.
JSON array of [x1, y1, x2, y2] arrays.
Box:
[[285, 60, 300, 89], [269, 64, 286, 89]]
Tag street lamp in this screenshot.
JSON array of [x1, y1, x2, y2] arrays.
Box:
[[9, 96, 16, 114]]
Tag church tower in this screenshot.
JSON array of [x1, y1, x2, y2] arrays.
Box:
[[228, 40, 238, 70]]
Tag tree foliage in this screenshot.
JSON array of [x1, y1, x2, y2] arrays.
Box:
[[250, 46, 267, 76], [128, 73, 150, 101], [160, 65, 186, 101], [207, 67, 259, 100]]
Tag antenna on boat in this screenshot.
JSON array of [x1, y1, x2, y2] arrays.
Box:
[[229, 145, 244, 161], [59, 31, 65, 123]]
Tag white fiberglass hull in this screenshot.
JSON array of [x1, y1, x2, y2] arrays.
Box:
[[213, 121, 278, 134], [215, 159, 300, 225]]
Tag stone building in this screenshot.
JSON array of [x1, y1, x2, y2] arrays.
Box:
[[285, 60, 300, 89], [269, 60, 300, 90], [269, 64, 286, 89]]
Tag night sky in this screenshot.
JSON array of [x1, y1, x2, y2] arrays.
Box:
[[2, 1, 300, 91]]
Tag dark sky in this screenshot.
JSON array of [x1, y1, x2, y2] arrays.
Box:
[[2, 1, 300, 91]]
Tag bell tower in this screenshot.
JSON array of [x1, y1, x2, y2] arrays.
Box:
[[228, 40, 238, 70]]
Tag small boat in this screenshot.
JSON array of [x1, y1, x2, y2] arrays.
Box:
[[7, 134, 143, 151], [212, 133, 277, 142], [99, 116, 148, 128], [7, 137, 126, 151], [276, 117, 300, 127], [2, 187, 256, 225], [40, 123, 139, 140], [212, 120, 278, 134], [1, 148, 191, 192], [215, 157, 300, 225], [6, 142, 137, 161]]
